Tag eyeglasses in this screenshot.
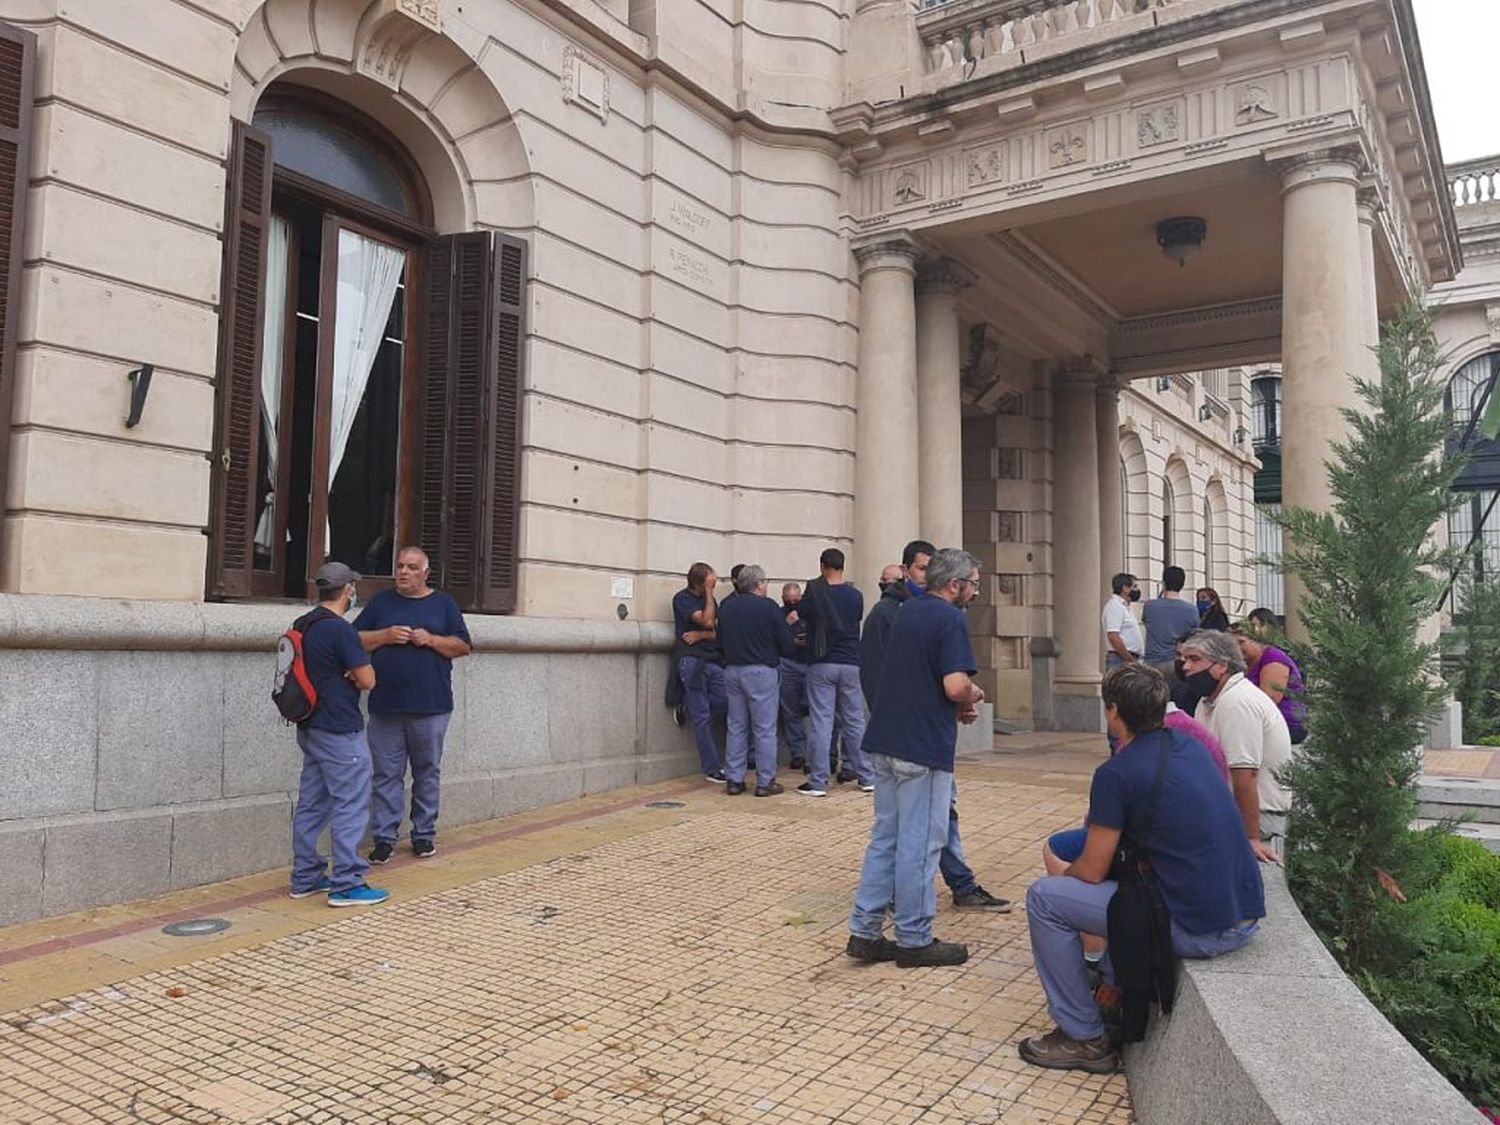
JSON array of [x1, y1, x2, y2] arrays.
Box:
[[960, 577, 981, 589]]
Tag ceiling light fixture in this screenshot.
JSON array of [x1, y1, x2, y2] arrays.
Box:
[[1156, 216, 1207, 267]]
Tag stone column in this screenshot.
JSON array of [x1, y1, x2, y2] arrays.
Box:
[[915, 258, 974, 551], [1278, 149, 1367, 641], [1096, 375, 1124, 586], [1051, 365, 1104, 731], [853, 232, 921, 599], [1355, 189, 1382, 372]]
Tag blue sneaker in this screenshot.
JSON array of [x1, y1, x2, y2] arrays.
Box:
[[288, 875, 331, 899], [328, 885, 390, 908]]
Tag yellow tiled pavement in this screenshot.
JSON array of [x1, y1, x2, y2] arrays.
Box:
[[0, 745, 1130, 1124]]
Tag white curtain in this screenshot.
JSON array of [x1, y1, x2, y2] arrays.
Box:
[[327, 228, 404, 547], [253, 214, 292, 557]]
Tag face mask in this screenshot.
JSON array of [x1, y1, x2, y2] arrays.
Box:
[[1129, 588, 1141, 602], [1186, 668, 1218, 696], [1197, 599, 1213, 614]]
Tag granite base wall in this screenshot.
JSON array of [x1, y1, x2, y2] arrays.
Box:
[[0, 595, 696, 926]]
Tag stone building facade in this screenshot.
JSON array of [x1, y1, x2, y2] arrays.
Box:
[[0, 0, 1457, 920]]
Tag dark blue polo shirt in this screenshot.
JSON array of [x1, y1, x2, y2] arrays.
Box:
[[800, 581, 864, 665], [672, 588, 722, 663], [1087, 728, 1266, 935], [298, 608, 371, 735], [353, 588, 470, 715], [783, 601, 810, 663], [718, 593, 795, 667], [863, 595, 976, 771]]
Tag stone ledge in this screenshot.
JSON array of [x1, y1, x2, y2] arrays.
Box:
[[0, 593, 674, 654], [1125, 867, 1479, 1125]]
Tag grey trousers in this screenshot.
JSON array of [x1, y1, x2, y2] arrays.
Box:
[[368, 712, 451, 844], [726, 664, 779, 787]]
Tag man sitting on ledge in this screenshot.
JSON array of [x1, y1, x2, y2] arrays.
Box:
[[1019, 663, 1265, 1073]]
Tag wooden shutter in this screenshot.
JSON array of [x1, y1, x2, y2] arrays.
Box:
[[417, 231, 526, 613], [206, 121, 273, 598], [0, 22, 33, 559]]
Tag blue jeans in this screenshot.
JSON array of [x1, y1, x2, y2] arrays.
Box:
[[726, 664, 779, 787], [778, 659, 808, 762], [807, 663, 870, 789], [679, 655, 727, 775], [367, 712, 451, 844], [938, 781, 978, 896], [848, 754, 954, 948], [1026, 875, 1258, 1040], [292, 727, 373, 894]]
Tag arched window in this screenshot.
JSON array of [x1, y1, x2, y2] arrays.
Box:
[[1162, 477, 1175, 568], [1447, 353, 1500, 429], [209, 85, 525, 611], [1120, 456, 1129, 571]]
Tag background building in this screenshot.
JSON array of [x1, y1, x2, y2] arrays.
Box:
[[0, 0, 1461, 920]]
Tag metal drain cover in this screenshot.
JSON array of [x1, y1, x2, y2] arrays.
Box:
[[162, 918, 231, 937], [645, 801, 686, 809]]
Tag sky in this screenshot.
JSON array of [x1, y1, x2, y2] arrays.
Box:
[[1411, 1, 1500, 163]]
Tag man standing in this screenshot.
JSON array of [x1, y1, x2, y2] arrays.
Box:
[[797, 548, 871, 797], [846, 548, 986, 967], [779, 582, 810, 771], [1102, 572, 1144, 668], [861, 539, 1010, 912], [1019, 664, 1263, 1073], [673, 563, 728, 783], [355, 546, 472, 863], [288, 562, 388, 907], [718, 565, 796, 796], [1179, 629, 1289, 862], [1141, 566, 1198, 689]]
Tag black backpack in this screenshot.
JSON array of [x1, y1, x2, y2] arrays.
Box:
[[272, 609, 332, 723]]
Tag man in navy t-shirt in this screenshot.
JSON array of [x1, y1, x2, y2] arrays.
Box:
[[846, 548, 986, 968], [717, 565, 796, 796], [288, 561, 388, 908], [354, 546, 472, 864], [797, 547, 871, 796], [1019, 663, 1265, 1074], [672, 563, 728, 782]]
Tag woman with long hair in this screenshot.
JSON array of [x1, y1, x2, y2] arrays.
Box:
[[1196, 587, 1230, 631]]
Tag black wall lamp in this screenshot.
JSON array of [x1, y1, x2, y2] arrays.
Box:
[[1156, 376, 1172, 392], [125, 363, 153, 428], [1156, 216, 1207, 267], [1198, 403, 1214, 422]]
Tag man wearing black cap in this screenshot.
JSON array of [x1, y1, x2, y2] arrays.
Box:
[[287, 562, 390, 908]]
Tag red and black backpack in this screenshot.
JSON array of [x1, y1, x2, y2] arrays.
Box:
[[272, 609, 333, 723]]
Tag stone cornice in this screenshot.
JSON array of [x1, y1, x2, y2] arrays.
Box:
[[852, 230, 922, 273]]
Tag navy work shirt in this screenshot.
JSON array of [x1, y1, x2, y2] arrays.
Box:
[[1087, 727, 1266, 935], [298, 608, 371, 735], [783, 601, 809, 663], [672, 588, 723, 663], [800, 581, 863, 665], [353, 588, 470, 715], [718, 593, 796, 667], [863, 595, 977, 772]]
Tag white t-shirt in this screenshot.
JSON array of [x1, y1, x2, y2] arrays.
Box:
[[1198, 672, 1293, 821], [1101, 595, 1144, 658]]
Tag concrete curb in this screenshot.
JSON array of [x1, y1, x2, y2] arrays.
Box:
[[1124, 867, 1480, 1124]]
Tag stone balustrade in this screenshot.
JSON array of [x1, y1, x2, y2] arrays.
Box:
[[1449, 156, 1500, 208], [915, 0, 1174, 76]]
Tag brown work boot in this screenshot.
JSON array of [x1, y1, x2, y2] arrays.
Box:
[[1017, 1027, 1119, 1074]]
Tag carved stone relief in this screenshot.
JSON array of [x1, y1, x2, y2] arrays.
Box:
[[1045, 122, 1090, 168], [1234, 81, 1279, 125], [1136, 101, 1181, 148], [355, 0, 442, 90], [892, 162, 929, 205], [562, 45, 610, 122], [996, 511, 1024, 543], [966, 144, 1004, 188], [996, 448, 1026, 480]]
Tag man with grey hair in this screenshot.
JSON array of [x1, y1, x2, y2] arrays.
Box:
[[847, 547, 987, 968], [355, 546, 472, 863], [1179, 629, 1289, 862], [716, 564, 797, 796]]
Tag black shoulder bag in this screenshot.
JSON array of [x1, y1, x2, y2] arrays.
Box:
[[1105, 734, 1180, 1043]]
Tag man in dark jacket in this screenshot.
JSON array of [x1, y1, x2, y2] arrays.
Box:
[[861, 539, 1010, 912]]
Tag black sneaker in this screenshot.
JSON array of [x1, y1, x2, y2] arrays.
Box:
[[796, 781, 828, 797], [412, 838, 437, 859], [704, 769, 727, 784], [672, 704, 686, 727], [845, 935, 897, 962], [894, 939, 969, 968], [368, 841, 394, 865], [953, 886, 1012, 911], [754, 782, 784, 797], [726, 781, 746, 795]]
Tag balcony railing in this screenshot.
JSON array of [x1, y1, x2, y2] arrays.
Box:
[[1449, 156, 1500, 208], [915, 0, 1177, 76]]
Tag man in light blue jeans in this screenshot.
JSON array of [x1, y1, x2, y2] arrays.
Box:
[[798, 548, 873, 797], [1020, 663, 1266, 1074], [846, 548, 986, 968]]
